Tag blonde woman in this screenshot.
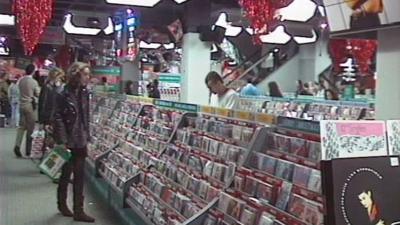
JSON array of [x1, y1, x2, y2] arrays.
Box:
[[53, 62, 94, 223], [38, 67, 65, 127]]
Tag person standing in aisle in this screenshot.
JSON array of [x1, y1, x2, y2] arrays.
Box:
[[240, 78, 261, 96], [38, 68, 65, 157], [53, 62, 95, 223], [8, 76, 20, 127], [205, 71, 239, 109], [13, 64, 40, 158], [0, 70, 10, 123], [150, 79, 161, 99], [268, 81, 284, 98]]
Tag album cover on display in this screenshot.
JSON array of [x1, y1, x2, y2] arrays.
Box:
[[290, 137, 308, 158], [308, 169, 322, 193], [292, 165, 312, 188], [274, 160, 295, 181], [203, 214, 218, 225], [275, 181, 293, 211], [240, 208, 257, 225], [261, 154, 278, 175], [234, 175, 245, 192], [275, 134, 291, 153], [256, 181, 276, 205], [287, 194, 308, 219], [307, 141, 322, 161], [243, 176, 259, 196], [198, 180, 209, 199], [258, 212, 275, 225], [322, 156, 400, 225]]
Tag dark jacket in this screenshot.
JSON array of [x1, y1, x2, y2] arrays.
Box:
[[38, 84, 63, 125], [53, 86, 90, 148]]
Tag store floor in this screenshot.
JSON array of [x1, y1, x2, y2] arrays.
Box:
[[0, 128, 123, 225]]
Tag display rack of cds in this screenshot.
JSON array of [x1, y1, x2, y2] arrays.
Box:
[[87, 95, 328, 225], [124, 111, 269, 225], [236, 96, 374, 121]]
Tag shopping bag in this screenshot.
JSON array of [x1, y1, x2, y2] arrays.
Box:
[[31, 129, 46, 159], [39, 145, 72, 180]]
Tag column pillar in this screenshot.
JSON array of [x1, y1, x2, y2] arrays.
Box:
[[181, 33, 211, 105], [375, 27, 400, 120], [120, 58, 140, 95]]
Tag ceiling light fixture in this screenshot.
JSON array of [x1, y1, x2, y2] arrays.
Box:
[[276, 0, 317, 22], [105, 0, 160, 7], [214, 12, 242, 37], [139, 41, 161, 49], [174, 0, 190, 3], [0, 14, 15, 26], [63, 14, 102, 35], [259, 25, 291, 44], [103, 17, 114, 35], [293, 29, 318, 44], [163, 43, 175, 50]]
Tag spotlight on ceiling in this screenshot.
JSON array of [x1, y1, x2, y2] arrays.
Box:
[[293, 29, 318, 44], [139, 41, 161, 49], [63, 14, 102, 35], [103, 17, 114, 35], [276, 0, 317, 22], [105, 0, 160, 7], [214, 12, 242, 37], [259, 25, 291, 44], [0, 14, 15, 26]]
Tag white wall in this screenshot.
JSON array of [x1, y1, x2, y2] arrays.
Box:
[[257, 38, 332, 95], [257, 53, 300, 94], [375, 27, 400, 120], [181, 33, 211, 105]]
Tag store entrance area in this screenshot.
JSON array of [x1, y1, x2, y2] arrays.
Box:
[[0, 128, 122, 225]]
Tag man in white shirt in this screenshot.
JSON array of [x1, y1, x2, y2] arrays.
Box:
[[205, 71, 239, 109], [13, 64, 40, 158]]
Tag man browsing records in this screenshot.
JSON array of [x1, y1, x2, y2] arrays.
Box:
[[205, 71, 239, 110]]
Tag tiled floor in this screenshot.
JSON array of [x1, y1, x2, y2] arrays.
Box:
[[0, 128, 123, 225]]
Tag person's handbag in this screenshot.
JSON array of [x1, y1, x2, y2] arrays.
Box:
[[38, 145, 71, 180]]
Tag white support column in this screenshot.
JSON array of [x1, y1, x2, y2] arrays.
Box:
[[181, 32, 211, 105], [375, 27, 400, 120]]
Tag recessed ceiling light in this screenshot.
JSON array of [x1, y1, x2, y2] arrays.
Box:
[[163, 43, 175, 49], [214, 12, 242, 37], [139, 41, 161, 49], [63, 14, 102, 35], [105, 0, 160, 7], [276, 0, 317, 22], [103, 17, 114, 35], [259, 25, 291, 44], [0, 14, 15, 26], [293, 29, 318, 44]]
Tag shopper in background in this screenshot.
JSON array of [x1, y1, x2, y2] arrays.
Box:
[[38, 68, 65, 156], [325, 89, 339, 100], [101, 76, 108, 92], [296, 80, 312, 96], [205, 71, 239, 109], [149, 79, 161, 99], [268, 81, 284, 98], [13, 64, 40, 158], [53, 62, 95, 223], [0, 70, 11, 123], [125, 80, 134, 95], [7, 76, 20, 127], [240, 78, 261, 96]]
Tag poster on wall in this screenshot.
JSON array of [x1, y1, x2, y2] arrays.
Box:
[[320, 120, 388, 160], [386, 120, 400, 155], [321, 156, 400, 225], [323, 0, 400, 33]]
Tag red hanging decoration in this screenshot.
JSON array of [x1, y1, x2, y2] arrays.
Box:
[[14, 0, 54, 55], [239, 0, 293, 44], [329, 39, 377, 75]]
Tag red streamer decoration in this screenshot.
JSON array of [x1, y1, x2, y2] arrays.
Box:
[[14, 0, 54, 55], [329, 39, 377, 75], [239, 0, 293, 43]]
